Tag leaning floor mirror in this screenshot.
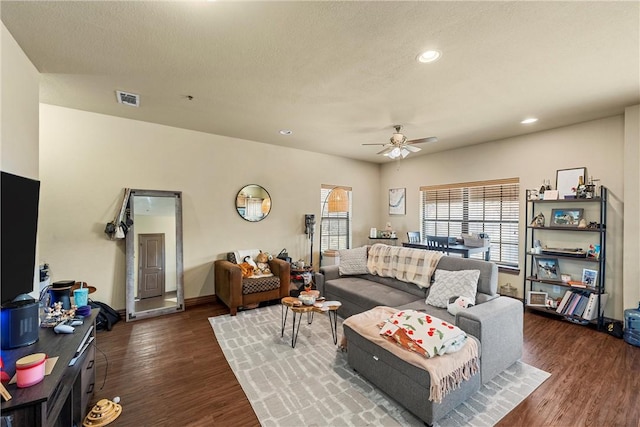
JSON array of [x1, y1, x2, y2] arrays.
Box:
[[125, 189, 185, 321]]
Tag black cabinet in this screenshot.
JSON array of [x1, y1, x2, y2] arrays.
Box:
[[523, 187, 607, 328], [1, 310, 97, 426]]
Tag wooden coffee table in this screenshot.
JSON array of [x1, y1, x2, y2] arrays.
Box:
[[280, 296, 341, 348]]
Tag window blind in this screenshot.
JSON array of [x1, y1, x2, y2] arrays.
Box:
[[420, 178, 519, 267], [320, 185, 352, 252]]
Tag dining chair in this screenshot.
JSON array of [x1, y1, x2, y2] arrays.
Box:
[[426, 235, 450, 254], [407, 231, 421, 243]]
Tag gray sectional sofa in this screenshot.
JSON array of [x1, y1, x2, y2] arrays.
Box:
[[315, 252, 523, 426]]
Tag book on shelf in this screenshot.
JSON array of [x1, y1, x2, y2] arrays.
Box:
[[565, 293, 583, 316], [582, 293, 608, 320], [568, 280, 587, 288], [555, 290, 591, 317], [556, 291, 573, 314], [560, 292, 577, 315], [573, 294, 589, 317]]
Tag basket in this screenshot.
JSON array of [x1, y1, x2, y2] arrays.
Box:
[[500, 283, 518, 297]]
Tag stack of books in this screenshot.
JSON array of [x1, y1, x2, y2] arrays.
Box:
[[556, 290, 608, 321]]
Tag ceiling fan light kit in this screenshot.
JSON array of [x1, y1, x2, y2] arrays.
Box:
[[364, 124, 438, 160]]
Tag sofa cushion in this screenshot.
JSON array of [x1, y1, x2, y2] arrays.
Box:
[[426, 269, 480, 308], [325, 277, 423, 312], [339, 246, 368, 275]]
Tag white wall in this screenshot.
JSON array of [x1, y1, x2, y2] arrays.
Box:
[[623, 105, 640, 311], [0, 24, 39, 178], [38, 104, 380, 310], [1, 23, 41, 299], [380, 115, 629, 319]]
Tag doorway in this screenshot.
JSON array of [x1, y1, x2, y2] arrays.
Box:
[[137, 233, 165, 299]]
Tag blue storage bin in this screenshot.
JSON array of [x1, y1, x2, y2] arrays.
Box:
[[623, 301, 640, 347]]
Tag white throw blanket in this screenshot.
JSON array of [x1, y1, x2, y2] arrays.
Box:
[[343, 306, 479, 403], [366, 243, 443, 288]]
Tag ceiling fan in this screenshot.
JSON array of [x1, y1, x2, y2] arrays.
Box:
[[363, 125, 438, 159]]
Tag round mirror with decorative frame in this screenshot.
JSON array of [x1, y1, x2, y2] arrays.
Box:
[[236, 184, 271, 222]]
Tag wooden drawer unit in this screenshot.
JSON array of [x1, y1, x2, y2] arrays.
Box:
[[1, 310, 98, 427], [80, 344, 96, 414]]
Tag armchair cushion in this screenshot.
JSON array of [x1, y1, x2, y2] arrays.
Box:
[[241, 276, 282, 294]]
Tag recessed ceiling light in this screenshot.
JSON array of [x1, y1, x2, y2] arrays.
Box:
[[521, 118, 538, 124], [416, 50, 441, 63], [279, 129, 293, 135]]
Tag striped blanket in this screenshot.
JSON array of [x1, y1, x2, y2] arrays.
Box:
[[366, 243, 443, 288]]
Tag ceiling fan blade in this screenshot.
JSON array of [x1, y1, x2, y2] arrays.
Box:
[[403, 145, 421, 152], [407, 136, 438, 145], [377, 146, 395, 155], [361, 143, 387, 146]]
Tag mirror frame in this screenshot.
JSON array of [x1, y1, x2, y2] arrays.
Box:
[[235, 184, 271, 222], [125, 189, 185, 321]]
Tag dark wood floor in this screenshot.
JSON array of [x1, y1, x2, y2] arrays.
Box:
[[93, 301, 639, 427]]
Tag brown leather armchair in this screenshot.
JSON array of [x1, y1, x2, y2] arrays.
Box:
[[214, 252, 290, 315]]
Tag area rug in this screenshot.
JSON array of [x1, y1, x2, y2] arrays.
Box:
[[209, 305, 550, 426]]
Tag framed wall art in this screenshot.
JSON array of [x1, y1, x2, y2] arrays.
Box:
[[551, 208, 584, 227], [389, 188, 406, 215], [556, 167, 586, 199]]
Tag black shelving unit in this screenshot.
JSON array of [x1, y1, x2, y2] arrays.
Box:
[[523, 186, 607, 329]]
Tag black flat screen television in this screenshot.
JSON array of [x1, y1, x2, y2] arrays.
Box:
[[1, 171, 40, 305]]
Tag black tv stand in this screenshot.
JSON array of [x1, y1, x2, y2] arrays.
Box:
[[1, 309, 98, 426]]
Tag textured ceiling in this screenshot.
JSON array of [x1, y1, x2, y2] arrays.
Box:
[[2, 1, 639, 163]]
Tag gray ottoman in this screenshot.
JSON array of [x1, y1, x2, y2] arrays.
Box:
[[343, 324, 481, 426]]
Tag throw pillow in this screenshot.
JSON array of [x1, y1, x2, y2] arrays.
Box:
[[446, 295, 475, 316], [426, 269, 480, 308], [339, 246, 368, 275], [243, 256, 257, 269]]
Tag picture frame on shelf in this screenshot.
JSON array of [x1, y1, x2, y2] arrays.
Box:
[[556, 167, 586, 199], [527, 291, 548, 307], [535, 257, 560, 280], [388, 188, 406, 215], [587, 244, 601, 260], [581, 268, 598, 287], [551, 208, 584, 227]]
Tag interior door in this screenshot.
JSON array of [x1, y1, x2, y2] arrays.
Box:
[[138, 233, 165, 299]]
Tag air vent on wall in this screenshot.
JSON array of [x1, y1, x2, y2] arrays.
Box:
[[116, 90, 140, 107]]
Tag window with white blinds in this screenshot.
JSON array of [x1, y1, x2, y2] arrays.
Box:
[[420, 178, 520, 267], [320, 185, 352, 253]]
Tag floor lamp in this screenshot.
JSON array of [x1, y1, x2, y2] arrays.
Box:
[[319, 187, 350, 266]]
